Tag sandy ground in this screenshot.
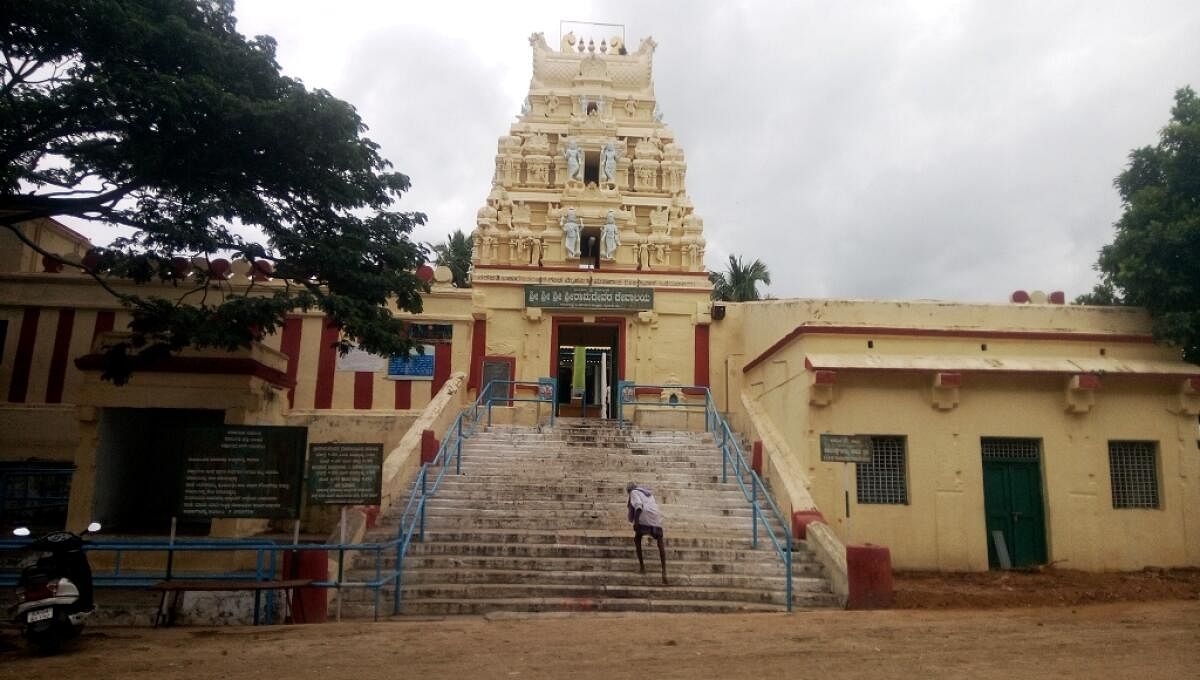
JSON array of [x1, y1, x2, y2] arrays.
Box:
[[3, 570, 1198, 678], [1, 599, 1197, 679], [894, 567, 1200, 609]]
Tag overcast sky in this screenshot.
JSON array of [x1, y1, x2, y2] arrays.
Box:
[[82, 1, 1200, 302]]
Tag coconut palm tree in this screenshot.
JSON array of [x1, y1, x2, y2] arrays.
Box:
[[429, 229, 473, 288], [709, 255, 772, 301]]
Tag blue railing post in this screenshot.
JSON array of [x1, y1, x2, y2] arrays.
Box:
[[751, 474, 760, 549], [455, 415, 463, 475], [393, 540, 403, 614], [704, 392, 712, 433], [418, 468, 427, 542], [785, 526, 794, 613], [720, 426, 728, 483], [374, 546, 382, 621], [616, 380, 624, 427]]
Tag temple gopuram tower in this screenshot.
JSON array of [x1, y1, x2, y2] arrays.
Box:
[[469, 28, 713, 417]]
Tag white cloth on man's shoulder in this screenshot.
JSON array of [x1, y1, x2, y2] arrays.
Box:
[[629, 487, 663, 528]]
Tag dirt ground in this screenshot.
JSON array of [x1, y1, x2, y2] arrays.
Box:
[[2, 571, 1198, 679], [894, 567, 1200, 608]]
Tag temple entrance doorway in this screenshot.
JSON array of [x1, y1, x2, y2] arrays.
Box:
[[553, 321, 621, 418], [92, 407, 224, 535]]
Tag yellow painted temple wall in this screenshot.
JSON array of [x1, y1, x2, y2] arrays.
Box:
[[717, 298, 1200, 571]]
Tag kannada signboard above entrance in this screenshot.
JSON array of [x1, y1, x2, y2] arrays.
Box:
[[819, 434, 873, 464], [524, 285, 653, 310]]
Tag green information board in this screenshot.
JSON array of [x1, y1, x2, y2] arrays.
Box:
[[524, 285, 653, 310], [178, 426, 307, 519], [306, 442, 383, 506], [819, 434, 873, 464]]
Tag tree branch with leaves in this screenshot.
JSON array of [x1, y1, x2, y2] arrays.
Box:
[[1077, 86, 1200, 363], [2, 0, 429, 383], [709, 254, 772, 302]]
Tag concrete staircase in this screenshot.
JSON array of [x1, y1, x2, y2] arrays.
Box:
[[346, 418, 840, 616]]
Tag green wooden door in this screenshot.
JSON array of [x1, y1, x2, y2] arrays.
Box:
[[982, 440, 1048, 569]]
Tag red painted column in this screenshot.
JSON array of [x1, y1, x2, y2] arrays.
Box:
[[694, 323, 710, 387], [282, 550, 328, 623], [420, 429, 439, 464], [468, 318, 486, 390], [751, 440, 763, 476], [90, 310, 115, 346], [313, 320, 339, 409], [44, 309, 76, 404], [431, 342, 451, 395], [279, 316, 303, 408], [353, 371, 373, 409], [7, 307, 41, 403], [393, 379, 412, 409]]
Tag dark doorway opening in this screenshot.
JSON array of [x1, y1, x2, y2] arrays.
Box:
[[555, 323, 619, 418], [93, 408, 225, 535], [584, 150, 600, 185], [579, 227, 601, 268]]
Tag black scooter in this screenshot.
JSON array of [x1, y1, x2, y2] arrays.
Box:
[[9, 522, 100, 653]]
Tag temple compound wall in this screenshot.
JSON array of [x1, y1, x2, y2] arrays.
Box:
[[0, 30, 1196, 574], [712, 299, 1200, 571]]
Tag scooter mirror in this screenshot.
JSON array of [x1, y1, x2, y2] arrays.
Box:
[[12, 527, 30, 537], [86, 522, 102, 533]]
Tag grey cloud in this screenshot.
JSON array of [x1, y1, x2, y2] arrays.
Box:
[[74, 2, 1200, 306]]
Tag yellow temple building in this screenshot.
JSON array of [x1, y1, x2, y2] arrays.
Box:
[[1, 28, 1198, 587]]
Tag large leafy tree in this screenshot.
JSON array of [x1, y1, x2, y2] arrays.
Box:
[[1, 0, 427, 382], [709, 254, 772, 302], [429, 229, 472, 288], [1078, 86, 1200, 363]]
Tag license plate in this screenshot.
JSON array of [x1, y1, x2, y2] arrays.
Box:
[[27, 608, 53, 623]]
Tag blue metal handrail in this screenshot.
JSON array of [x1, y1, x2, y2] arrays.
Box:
[[1, 377, 560, 622], [615, 381, 794, 612], [389, 377, 556, 613]]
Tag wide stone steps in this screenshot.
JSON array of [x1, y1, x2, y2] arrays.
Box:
[[347, 597, 784, 618], [376, 583, 836, 608], [361, 421, 834, 617], [356, 544, 820, 571], [390, 568, 825, 590], [361, 529, 775, 547]]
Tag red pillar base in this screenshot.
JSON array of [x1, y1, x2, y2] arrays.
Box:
[[846, 543, 894, 609], [282, 550, 329, 623], [420, 429, 439, 464], [791, 510, 825, 540]]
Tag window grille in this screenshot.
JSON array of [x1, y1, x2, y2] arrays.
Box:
[[1108, 441, 1159, 509], [0, 464, 73, 531], [981, 437, 1041, 463], [856, 436, 908, 504]]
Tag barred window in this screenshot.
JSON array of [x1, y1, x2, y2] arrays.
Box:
[[981, 437, 1041, 463], [1108, 441, 1159, 509], [0, 463, 73, 531], [856, 436, 908, 504]]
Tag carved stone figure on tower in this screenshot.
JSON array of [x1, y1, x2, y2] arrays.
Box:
[[561, 208, 582, 259], [600, 142, 619, 186], [601, 210, 620, 260], [563, 139, 584, 184], [649, 205, 669, 232], [624, 96, 638, 118]]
